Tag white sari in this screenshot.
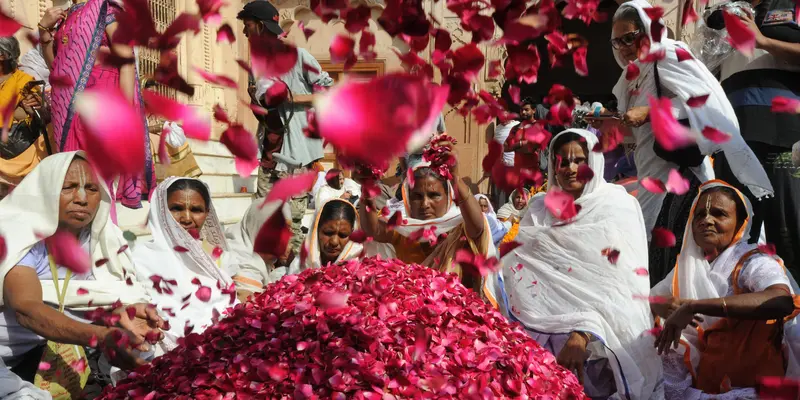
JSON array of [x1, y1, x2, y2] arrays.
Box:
[[133, 177, 258, 354], [288, 198, 363, 274], [611, 0, 772, 235], [651, 181, 800, 399], [224, 200, 289, 287], [503, 129, 662, 399]]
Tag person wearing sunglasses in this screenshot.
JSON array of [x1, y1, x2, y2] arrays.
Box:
[[588, 0, 772, 289]]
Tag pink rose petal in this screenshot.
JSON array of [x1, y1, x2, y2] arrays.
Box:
[[77, 288, 89, 295], [0, 234, 6, 264], [263, 171, 317, 204], [666, 169, 691, 195], [723, 11, 756, 57], [701, 126, 732, 144], [220, 125, 259, 178], [73, 86, 145, 180], [194, 68, 237, 89], [757, 376, 800, 400], [195, 286, 212, 302], [625, 62, 640, 81], [0, 9, 22, 37], [45, 230, 91, 274], [508, 85, 521, 105], [143, 90, 211, 141], [499, 241, 522, 258], [648, 95, 696, 151], [675, 47, 693, 62], [253, 209, 292, 258], [216, 24, 235, 44], [576, 164, 594, 184], [544, 188, 579, 220], [38, 361, 51, 371], [249, 34, 299, 79], [686, 94, 709, 108], [652, 227, 677, 247], [758, 243, 777, 256], [681, 0, 698, 26], [640, 177, 667, 194], [634, 267, 649, 276], [772, 96, 800, 114], [573, 47, 589, 76], [330, 35, 356, 67]]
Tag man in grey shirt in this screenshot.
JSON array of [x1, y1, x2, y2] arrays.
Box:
[[238, 1, 334, 263]]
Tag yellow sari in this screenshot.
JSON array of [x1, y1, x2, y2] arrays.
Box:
[[0, 69, 48, 186]]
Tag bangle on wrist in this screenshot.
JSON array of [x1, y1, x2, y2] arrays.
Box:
[[38, 23, 54, 33]]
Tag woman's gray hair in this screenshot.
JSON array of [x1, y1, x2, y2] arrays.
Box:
[[0, 37, 20, 72], [613, 6, 646, 32]]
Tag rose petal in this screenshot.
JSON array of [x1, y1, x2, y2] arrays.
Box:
[[681, 0, 698, 26], [652, 227, 677, 247], [298, 21, 315, 41], [508, 85, 521, 105], [758, 243, 777, 256], [723, 11, 756, 57], [601, 247, 620, 264], [0, 234, 7, 264], [573, 47, 588, 76], [499, 241, 522, 258], [143, 90, 211, 141], [0, 9, 22, 37], [216, 24, 236, 44], [220, 125, 259, 178], [771, 96, 800, 114], [576, 164, 594, 184], [329, 35, 356, 66], [45, 230, 91, 274], [544, 188, 579, 220], [263, 171, 317, 204], [195, 286, 212, 302], [686, 94, 709, 108], [349, 230, 369, 243], [701, 126, 731, 144], [640, 177, 667, 193], [675, 47, 693, 61], [666, 169, 691, 195], [634, 267, 649, 276], [649, 95, 696, 151], [625, 62, 640, 81], [758, 376, 800, 400], [38, 361, 51, 371], [194, 68, 237, 89], [264, 80, 289, 107], [249, 34, 299, 79], [77, 288, 89, 295], [254, 209, 292, 257], [74, 86, 145, 180]]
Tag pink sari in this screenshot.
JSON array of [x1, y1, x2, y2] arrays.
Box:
[[50, 0, 155, 214]]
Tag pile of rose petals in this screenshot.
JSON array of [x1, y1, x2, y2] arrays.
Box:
[[99, 257, 586, 399]]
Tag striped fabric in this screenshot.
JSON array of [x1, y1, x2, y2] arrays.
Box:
[[49, 0, 154, 209]]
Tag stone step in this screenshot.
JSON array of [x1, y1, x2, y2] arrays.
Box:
[[199, 173, 257, 194]]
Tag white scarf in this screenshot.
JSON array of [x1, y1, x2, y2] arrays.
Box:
[[651, 181, 800, 377], [0, 151, 149, 310], [503, 129, 661, 400], [611, 0, 773, 233], [224, 200, 289, 287], [132, 177, 239, 354], [496, 189, 529, 222], [289, 198, 363, 274]]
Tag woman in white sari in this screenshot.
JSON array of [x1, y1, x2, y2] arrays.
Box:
[[225, 200, 289, 286], [496, 188, 529, 224], [360, 144, 497, 304], [0, 151, 158, 389], [289, 198, 362, 274], [651, 181, 798, 399], [502, 129, 662, 399], [474, 194, 508, 245], [132, 177, 265, 354]]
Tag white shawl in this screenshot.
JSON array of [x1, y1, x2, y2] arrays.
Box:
[[0, 151, 149, 310], [288, 198, 363, 274], [133, 177, 243, 354], [504, 129, 662, 400], [496, 189, 529, 222], [651, 181, 800, 393], [611, 0, 773, 234], [224, 200, 290, 287]]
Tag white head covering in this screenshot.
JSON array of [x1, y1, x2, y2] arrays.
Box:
[[0, 151, 148, 309], [225, 200, 289, 287], [133, 177, 243, 353], [611, 0, 772, 210], [474, 194, 496, 217], [504, 129, 661, 399], [289, 198, 363, 274], [496, 188, 530, 222], [651, 180, 800, 378]]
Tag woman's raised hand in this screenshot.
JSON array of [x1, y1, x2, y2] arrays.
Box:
[[39, 7, 68, 30]]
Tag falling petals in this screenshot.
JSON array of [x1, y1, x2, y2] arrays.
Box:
[[249, 34, 299, 79], [454, 250, 500, 277], [686, 94, 709, 108], [771, 97, 800, 114], [573, 47, 588, 77], [666, 169, 690, 195], [0, 235, 6, 264], [544, 188, 579, 220], [0, 9, 22, 37], [195, 286, 212, 302], [723, 11, 756, 57], [220, 125, 259, 178], [194, 68, 237, 89], [758, 376, 800, 400], [173, 246, 189, 253], [330, 34, 356, 67], [216, 24, 235, 44], [652, 227, 677, 247], [601, 248, 620, 264], [640, 177, 667, 193], [625, 62, 640, 81], [649, 95, 696, 151], [74, 86, 145, 180], [634, 267, 649, 276], [45, 230, 91, 274], [499, 241, 522, 258], [77, 288, 89, 295], [349, 230, 369, 243], [675, 47, 693, 62], [508, 85, 521, 105], [143, 90, 211, 141], [701, 126, 732, 144], [263, 171, 317, 204], [254, 209, 292, 258], [576, 164, 594, 184], [758, 243, 777, 256], [681, 0, 698, 27]]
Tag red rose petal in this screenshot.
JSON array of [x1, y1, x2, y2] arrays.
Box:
[[544, 188, 579, 220], [625, 62, 640, 81], [573, 47, 589, 76], [263, 171, 317, 204], [758, 243, 777, 256], [254, 209, 292, 258], [77, 288, 89, 296], [601, 247, 621, 264], [0, 9, 22, 37], [45, 230, 91, 274], [499, 241, 522, 258], [576, 164, 594, 184], [701, 126, 732, 144], [194, 68, 237, 89], [723, 10, 756, 56], [249, 34, 299, 79], [772, 96, 800, 114], [640, 177, 667, 194], [675, 47, 693, 62], [173, 246, 189, 253], [216, 23, 235, 44], [652, 227, 677, 247], [143, 90, 211, 141], [649, 95, 696, 151], [686, 94, 709, 108], [666, 169, 690, 195], [195, 286, 212, 302], [220, 124, 259, 178]]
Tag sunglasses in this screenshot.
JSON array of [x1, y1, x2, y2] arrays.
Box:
[[610, 30, 641, 49]]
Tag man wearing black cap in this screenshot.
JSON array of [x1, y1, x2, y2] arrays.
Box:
[[238, 0, 334, 264]]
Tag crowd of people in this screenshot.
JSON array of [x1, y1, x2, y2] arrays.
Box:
[[0, 0, 799, 398]]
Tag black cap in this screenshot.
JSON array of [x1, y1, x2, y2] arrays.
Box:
[[237, 1, 283, 36]]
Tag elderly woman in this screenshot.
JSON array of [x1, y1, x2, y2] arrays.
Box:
[[595, 0, 773, 284], [132, 178, 266, 354], [359, 144, 496, 301], [502, 129, 662, 399], [290, 198, 362, 274], [475, 194, 508, 245], [0, 37, 47, 188], [314, 169, 360, 207], [496, 189, 530, 224], [0, 152, 160, 387], [651, 181, 798, 399]]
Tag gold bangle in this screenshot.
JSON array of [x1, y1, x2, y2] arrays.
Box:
[[37, 23, 54, 33], [722, 297, 729, 317]]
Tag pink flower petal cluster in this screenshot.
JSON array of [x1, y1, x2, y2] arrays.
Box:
[[100, 258, 586, 399]]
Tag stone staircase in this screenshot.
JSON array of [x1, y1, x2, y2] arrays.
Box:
[[117, 138, 258, 246]]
